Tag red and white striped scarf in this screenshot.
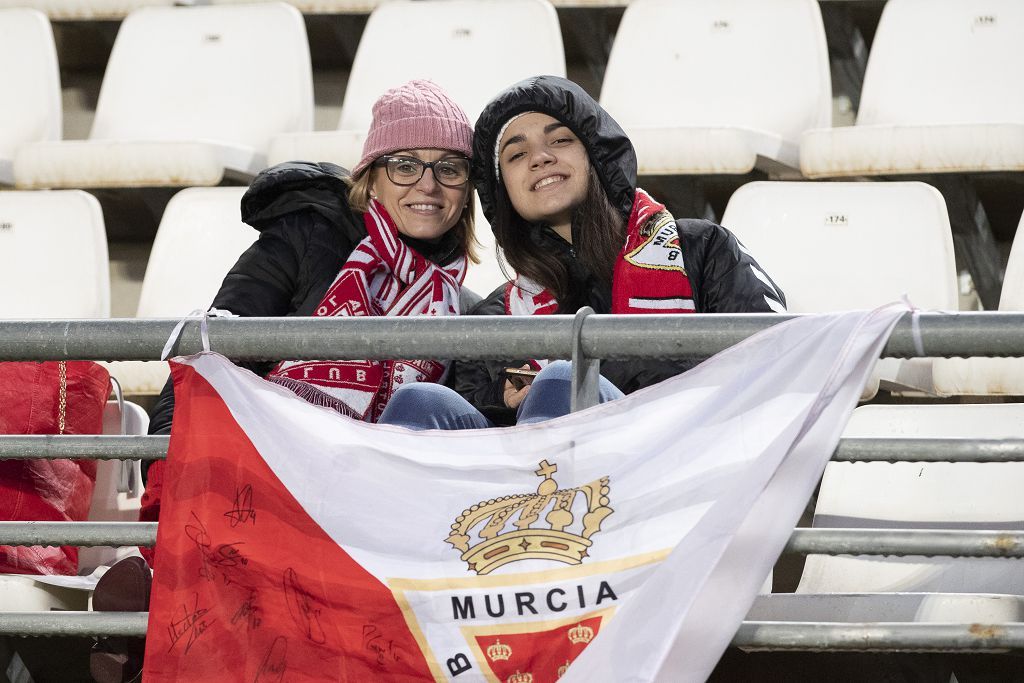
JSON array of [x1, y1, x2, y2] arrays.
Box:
[[506, 188, 696, 318], [268, 200, 466, 422]]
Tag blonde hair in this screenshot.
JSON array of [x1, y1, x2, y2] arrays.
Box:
[[346, 167, 480, 265]]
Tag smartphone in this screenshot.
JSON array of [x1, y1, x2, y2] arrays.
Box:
[[504, 367, 538, 391]]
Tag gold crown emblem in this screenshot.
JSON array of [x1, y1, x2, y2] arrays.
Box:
[[446, 460, 613, 575], [487, 639, 512, 662], [568, 622, 594, 645], [507, 671, 532, 683], [557, 660, 571, 677]]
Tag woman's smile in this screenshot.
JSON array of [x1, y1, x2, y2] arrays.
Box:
[[533, 174, 567, 191], [498, 112, 590, 240], [370, 148, 470, 241]]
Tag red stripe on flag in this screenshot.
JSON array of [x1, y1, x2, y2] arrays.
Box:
[[143, 361, 433, 681]]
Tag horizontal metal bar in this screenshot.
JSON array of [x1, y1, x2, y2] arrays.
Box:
[[734, 622, 1024, 652], [0, 316, 580, 361], [0, 522, 157, 547], [4, 436, 1023, 464], [2, 612, 1021, 652], [0, 435, 169, 460], [1, 312, 1024, 361], [786, 529, 1024, 558], [581, 311, 1024, 359], [832, 438, 1024, 463], [0, 612, 147, 638], [0, 524, 1020, 559]]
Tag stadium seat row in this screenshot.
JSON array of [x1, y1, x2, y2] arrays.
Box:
[[0, 0, 634, 22], [749, 402, 1024, 636], [5, 397, 1023, 666], [2, 0, 1021, 190], [3, 181, 1024, 395]]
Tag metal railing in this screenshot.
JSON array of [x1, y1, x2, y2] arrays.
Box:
[[2, 312, 1024, 652], [5, 434, 1024, 463], [5, 613, 1024, 652], [3, 311, 1024, 361], [0, 522, 1021, 559]]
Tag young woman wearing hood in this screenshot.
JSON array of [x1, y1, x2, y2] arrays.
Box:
[[377, 75, 786, 430]]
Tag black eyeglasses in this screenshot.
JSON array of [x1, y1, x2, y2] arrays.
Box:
[[373, 155, 471, 188]]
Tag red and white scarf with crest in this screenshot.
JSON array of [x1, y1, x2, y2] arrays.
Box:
[[267, 200, 466, 422], [506, 189, 696, 319]]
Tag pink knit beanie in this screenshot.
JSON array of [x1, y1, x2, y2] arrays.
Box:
[[352, 79, 474, 177]]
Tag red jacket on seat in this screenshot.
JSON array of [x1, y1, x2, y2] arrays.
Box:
[[0, 361, 110, 574]]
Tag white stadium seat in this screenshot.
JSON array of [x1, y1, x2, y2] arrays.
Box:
[[750, 403, 1024, 628], [13, 3, 313, 190], [102, 187, 257, 396], [720, 181, 959, 398], [0, 0, 182, 21], [77, 400, 150, 573], [999, 210, 1024, 311], [749, 404, 1024, 631], [0, 190, 110, 318], [720, 181, 958, 312], [0, 575, 90, 612], [267, 0, 566, 168], [213, 0, 388, 14], [0, 8, 60, 186], [800, 0, 1024, 179], [467, 197, 506, 298], [600, 0, 831, 175], [801, 0, 1024, 312], [932, 208, 1024, 396], [798, 0, 1024, 313], [134, 188, 256, 319], [269, 0, 558, 297], [804, 404, 1024, 595]]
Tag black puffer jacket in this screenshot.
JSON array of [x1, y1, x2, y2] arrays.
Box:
[[147, 161, 470, 437], [452, 75, 786, 425]]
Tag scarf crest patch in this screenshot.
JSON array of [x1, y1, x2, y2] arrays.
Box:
[[268, 199, 466, 422]]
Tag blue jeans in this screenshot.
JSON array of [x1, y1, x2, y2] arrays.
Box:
[[377, 361, 624, 430]]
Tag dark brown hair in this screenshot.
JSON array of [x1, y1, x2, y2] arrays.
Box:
[[494, 167, 626, 309]]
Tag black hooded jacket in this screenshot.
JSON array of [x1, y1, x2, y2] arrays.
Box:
[[147, 161, 470, 437], [452, 76, 787, 425]]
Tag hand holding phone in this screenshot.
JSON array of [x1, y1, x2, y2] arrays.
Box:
[[504, 367, 538, 391]]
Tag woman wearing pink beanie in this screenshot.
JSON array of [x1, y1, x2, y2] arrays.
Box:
[[138, 81, 478, 573], [148, 78, 477, 431], [256, 78, 480, 421]]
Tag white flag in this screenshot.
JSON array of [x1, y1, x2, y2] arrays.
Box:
[[144, 304, 906, 682]]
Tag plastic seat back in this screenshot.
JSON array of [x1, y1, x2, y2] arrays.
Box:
[[600, 0, 830, 139], [77, 400, 150, 572], [339, 0, 565, 132], [720, 181, 958, 312], [100, 187, 256, 395], [136, 187, 257, 317], [90, 3, 313, 151], [799, 404, 1024, 594], [212, 0, 390, 11], [999, 210, 1024, 310], [0, 190, 109, 318], [465, 191, 508, 298], [856, 0, 1024, 127], [0, 9, 60, 179]]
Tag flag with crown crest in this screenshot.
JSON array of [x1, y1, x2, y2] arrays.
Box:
[[143, 305, 906, 682]]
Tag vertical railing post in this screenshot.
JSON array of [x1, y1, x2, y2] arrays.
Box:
[[570, 307, 601, 412]]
